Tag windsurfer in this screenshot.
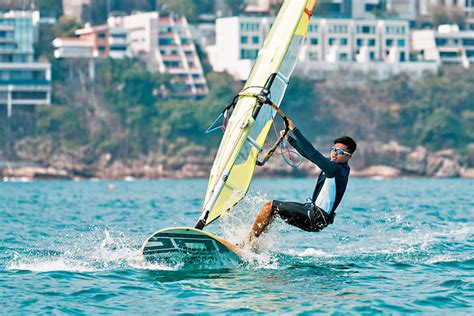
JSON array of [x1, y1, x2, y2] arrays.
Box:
[[247, 119, 356, 243]]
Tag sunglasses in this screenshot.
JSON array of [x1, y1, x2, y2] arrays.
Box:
[[331, 145, 352, 156]]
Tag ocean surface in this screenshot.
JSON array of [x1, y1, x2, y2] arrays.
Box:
[[1, 178, 473, 314]]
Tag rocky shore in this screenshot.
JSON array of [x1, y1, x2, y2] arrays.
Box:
[[1, 141, 473, 180]]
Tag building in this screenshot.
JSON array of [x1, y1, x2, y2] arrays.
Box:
[[108, 12, 209, 97], [412, 24, 474, 67], [75, 24, 132, 59], [52, 23, 132, 81], [52, 36, 96, 80], [62, 0, 90, 22], [207, 16, 269, 80], [52, 37, 94, 59], [0, 11, 51, 118], [207, 16, 436, 81]]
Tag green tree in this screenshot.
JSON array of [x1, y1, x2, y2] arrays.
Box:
[[36, 104, 89, 146], [413, 107, 464, 149], [158, 0, 215, 22], [52, 16, 83, 37]]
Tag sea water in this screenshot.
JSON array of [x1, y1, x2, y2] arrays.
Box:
[[1, 178, 473, 314]]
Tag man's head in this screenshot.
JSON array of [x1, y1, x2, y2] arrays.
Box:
[[330, 136, 357, 164]]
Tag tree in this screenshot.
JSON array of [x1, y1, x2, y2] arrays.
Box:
[[430, 5, 466, 28], [52, 16, 83, 37]]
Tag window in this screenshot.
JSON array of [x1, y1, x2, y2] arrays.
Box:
[[164, 60, 180, 67], [440, 51, 458, 57], [435, 38, 447, 46], [328, 25, 347, 33], [340, 38, 348, 46], [240, 36, 248, 44], [240, 23, 260, 32], [252, 36, 259, 44], [340, 53, 348, 61], [240, 49, 258, 59], [356, 39, 364, 46], [12, 91, 47, 100], [400, 52, 406, 61], [159, 38, 173, 45], [310, 38, 318, 45], [110, 46, 126, 51], [369, 52, 375, 60], [368, 39, 376, 46], [309, 24, 318, 33], [463, 38, 474, 46], [357, 25, 375, 34], [328, 37, 336, 45], [386, 39, 393, 46], [309, 52, 318, 60], [397, 39, 405, 47], [113, 34, 127, 40]]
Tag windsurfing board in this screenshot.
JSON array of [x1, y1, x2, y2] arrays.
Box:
[[141, 227, 241, 264]]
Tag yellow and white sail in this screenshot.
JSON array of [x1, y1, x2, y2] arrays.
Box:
[[196, 0, 317, 228]]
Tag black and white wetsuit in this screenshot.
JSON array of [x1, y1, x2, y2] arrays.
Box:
[[271, 128, 350, 232]]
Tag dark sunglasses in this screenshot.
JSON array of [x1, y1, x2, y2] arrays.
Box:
[[331, 145, 352, 156]]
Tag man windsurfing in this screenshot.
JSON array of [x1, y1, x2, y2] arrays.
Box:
[[247, 119, 357, 243]]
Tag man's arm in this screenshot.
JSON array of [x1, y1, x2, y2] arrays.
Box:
[[288, 128, 342, 177]]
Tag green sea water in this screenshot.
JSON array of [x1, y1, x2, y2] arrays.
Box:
[[1, 178, 473, 314]]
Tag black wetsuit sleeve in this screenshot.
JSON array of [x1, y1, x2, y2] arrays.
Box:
[[288, 128, 343, 178]]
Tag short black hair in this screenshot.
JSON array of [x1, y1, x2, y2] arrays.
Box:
[[334, 136, 357, 154]]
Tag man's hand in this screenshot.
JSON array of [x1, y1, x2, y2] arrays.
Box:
[[287, 119, 296, 131], [280, 129, 289, 140]]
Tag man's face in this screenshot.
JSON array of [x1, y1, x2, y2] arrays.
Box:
[[330, 143, 352, 164]]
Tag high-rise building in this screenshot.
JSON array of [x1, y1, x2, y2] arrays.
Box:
[[108, 12, 208, 97], [206, 16, 437, 81], [0, 11, 51, 118]]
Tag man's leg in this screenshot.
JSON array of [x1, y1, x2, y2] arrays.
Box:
[[248, 200, 276, 243]]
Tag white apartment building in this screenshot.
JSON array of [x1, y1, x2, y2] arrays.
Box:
[[412, 24, 474, 67], [52, 37, 94, 59], [0, 11, 51, 118], [108, 12, 208, 97], [207, 16, 270, 80], [53, 24, 131, 81], [207, 16, 437, 81]]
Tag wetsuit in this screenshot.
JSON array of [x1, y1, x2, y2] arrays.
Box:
[[271, 128, 350, 232]]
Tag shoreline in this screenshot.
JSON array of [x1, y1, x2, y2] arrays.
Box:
[[2, 165, 473, 182], [2, 141, 473, 180]]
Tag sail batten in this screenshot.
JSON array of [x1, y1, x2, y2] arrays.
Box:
[[198, 0, 317, 228]]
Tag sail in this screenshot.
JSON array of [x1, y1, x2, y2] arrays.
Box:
[[198, 0, 317, 227]]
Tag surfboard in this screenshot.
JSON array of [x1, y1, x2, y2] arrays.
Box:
[[141, 227, 241, 264]]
